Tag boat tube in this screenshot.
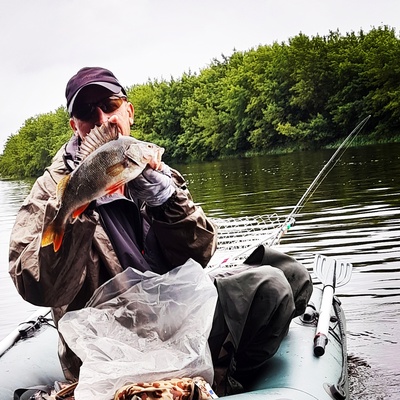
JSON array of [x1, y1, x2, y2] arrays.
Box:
[[0, 285, 348, 400]]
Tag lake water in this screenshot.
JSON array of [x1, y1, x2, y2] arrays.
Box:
[[1, 142, 399, 399]]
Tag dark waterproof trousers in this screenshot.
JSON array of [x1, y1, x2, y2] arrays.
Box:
[[208, 246, 313, 385]]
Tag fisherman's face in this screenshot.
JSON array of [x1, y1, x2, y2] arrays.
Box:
[[69, 85, 134, 140]]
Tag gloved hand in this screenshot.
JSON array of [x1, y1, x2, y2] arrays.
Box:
[[130, 163, 176, 207]]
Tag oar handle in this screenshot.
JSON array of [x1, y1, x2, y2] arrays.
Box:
[[314, 333, 328, 356], [313, 284, 334, 356]]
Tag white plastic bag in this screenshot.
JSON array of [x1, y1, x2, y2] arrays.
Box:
[[58, 259, 218, 400]]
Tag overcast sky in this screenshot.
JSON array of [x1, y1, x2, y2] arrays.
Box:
[[0, 0, 398, 151]]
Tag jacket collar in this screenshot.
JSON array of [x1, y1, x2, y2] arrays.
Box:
[[63, 135, 81, 172]]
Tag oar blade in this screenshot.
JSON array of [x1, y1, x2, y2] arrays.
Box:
[[335, 259, 353, 287], [312, 254, 352, 356], [313, 254, 352, 288]]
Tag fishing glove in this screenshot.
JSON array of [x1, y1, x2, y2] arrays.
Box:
[[130, 163, 176, 207]]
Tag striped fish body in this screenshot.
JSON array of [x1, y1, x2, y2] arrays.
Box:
[[41, 122, 164, 252]]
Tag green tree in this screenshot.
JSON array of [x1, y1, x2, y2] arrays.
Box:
[[2, 26, 400, 178], [0, 107, 70, 178], [362, 26, 400, 137]]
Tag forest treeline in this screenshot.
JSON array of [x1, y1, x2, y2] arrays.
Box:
[[1, 25, 399, 178]]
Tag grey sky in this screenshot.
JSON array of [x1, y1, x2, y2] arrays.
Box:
[[0, 0, 398, 151]]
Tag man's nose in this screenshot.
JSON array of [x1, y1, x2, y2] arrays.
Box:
[[94, 107, 109, 126]]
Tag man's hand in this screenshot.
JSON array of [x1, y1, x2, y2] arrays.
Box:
[[130, 164, 176, 207]]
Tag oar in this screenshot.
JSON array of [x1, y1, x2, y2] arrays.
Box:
[[313, 254, 352, 356], [0, 308, 52, 357]]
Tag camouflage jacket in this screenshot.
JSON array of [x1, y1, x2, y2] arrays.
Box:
[[9, 135, 217, 379]]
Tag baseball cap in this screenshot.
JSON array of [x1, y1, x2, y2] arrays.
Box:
[[66, 67, 127, 115]]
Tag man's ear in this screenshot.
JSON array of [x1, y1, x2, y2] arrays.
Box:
[[128, 103, 134, 126], [69, 118, 79, 136]]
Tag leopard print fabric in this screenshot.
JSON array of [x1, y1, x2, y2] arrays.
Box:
[[114, 377, 216, 400]]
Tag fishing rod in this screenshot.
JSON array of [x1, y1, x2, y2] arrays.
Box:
[[209, 115, 371, 269], [269, 114, 371, 246]]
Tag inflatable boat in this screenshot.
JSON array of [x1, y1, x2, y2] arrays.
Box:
[[0, 258, 350, 400], [0, 195, 353, 400], [1, 117, 370, 400]]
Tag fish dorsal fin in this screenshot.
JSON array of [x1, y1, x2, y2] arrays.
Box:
[[76, 121, 119, 163]]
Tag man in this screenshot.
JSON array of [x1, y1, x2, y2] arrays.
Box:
[[9, 67, 312, 394]]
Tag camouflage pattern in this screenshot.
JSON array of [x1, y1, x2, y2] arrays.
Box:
[[114, 377, 215, 400]]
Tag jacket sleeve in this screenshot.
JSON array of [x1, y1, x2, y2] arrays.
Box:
[[8, 164, 98, 308], [144, 169, 218, 268]]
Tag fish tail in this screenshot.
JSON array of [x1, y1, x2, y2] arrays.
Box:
[[41, 222, 65, 252]]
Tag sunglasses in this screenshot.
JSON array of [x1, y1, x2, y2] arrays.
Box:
[[72, 95, 127, 121]]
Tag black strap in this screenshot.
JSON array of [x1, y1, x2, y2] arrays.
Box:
[[14, 385, 52, 400]]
